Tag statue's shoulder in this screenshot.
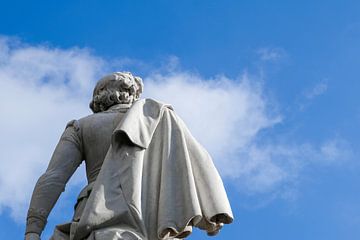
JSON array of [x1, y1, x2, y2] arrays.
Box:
[[136, 98, 173, 112], [63, 116, 92, 133], [76, 113, 97, 126], [75, 112, 113, 131]]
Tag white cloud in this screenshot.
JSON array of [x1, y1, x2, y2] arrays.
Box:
[[235, 140, 352, 196], [0, 37, 354, 223], [0, 37, 103, 220], [144, 71, 352, 198], [144, 71, 281, 161]]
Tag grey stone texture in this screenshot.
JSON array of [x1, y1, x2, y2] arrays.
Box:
[[25, 72, 233, 240]]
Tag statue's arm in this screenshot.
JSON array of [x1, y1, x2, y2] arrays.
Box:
[[25, 120, 83, 237]]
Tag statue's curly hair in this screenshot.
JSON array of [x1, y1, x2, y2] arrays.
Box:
[[90, 72, 143, 113]]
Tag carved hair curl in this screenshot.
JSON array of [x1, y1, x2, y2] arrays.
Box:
[[90, 72, 143, 113]]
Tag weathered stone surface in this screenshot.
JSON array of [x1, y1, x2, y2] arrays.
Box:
[[25, 72, 233, 240]]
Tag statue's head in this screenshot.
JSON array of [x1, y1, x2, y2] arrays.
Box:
[[90, 72, 144, 113]]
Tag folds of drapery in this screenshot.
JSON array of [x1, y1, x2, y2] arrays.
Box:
[[74, 99, 233, 240]]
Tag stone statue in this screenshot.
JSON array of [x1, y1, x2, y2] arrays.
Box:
[[25, 72, 233, 240]]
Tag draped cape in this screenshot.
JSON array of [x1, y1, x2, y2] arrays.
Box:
[[73, 98, 233, 240]]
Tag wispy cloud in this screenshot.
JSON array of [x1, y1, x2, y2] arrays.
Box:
[[257, 47, 286, 61], [236, 138, 353, 196], [298, 80, 328, 111], [0, 37, 354, 223], [304, 81, 328, 99]]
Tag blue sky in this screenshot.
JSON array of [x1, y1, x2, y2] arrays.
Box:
[[1, 1, 360, 239]]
